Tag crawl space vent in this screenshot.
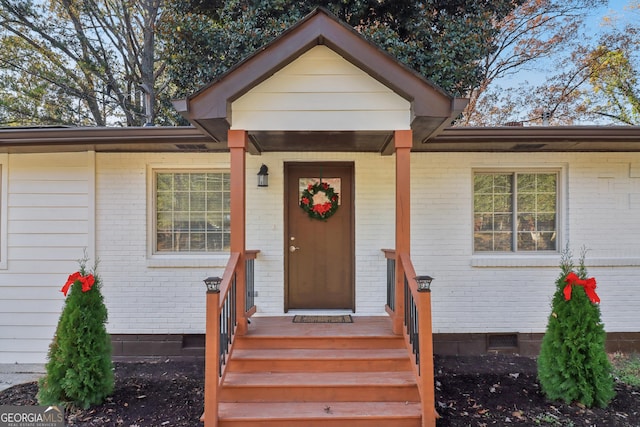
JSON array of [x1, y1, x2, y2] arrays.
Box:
[[487, 333, 518, 350]]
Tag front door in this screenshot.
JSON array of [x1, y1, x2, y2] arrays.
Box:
[[285, 162, 354, 311]]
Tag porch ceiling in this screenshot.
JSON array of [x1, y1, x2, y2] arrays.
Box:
[[173, 8, 467, 154]]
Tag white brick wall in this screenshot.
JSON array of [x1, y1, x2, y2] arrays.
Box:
[[2, 149, 640, 363], [411, 152, 640, 334]]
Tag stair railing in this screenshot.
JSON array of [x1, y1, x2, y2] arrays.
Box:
[[383, 249, 436, 427], [203, 250, 259, 427]]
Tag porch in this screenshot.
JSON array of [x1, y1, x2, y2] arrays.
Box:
[[202, 249, 436, 426]]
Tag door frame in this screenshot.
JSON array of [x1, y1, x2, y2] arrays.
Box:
[[283, 161, 355, 312]]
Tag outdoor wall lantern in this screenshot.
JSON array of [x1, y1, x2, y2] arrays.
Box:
[[415, 275, 434, 292], [203, 276, 222, 293], [257, 164, 269, 187]]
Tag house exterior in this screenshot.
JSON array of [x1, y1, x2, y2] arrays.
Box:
[[2, 8, 640, 366]]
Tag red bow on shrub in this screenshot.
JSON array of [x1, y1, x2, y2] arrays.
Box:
[[61, 272, 96, 296], [563, 272, 600, 304]]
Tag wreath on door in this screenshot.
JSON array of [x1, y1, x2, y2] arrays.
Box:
[[300, 181, 339, 220]]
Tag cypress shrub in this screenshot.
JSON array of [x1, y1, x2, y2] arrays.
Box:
[[38, 256, 113, 409], [537, 247, 615, 407]]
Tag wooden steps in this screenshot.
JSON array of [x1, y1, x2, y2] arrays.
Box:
[[215, 317, 422, 426]]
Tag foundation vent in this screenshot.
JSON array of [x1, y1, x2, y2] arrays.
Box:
[[487, 333, 518, 351]]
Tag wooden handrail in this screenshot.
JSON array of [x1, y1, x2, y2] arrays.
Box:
[[204, 250, 257, 426], [217, 252, 240, 311], [396, 251, 436, 427]]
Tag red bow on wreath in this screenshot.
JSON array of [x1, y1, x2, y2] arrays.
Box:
[[563, 272, 600, 304]]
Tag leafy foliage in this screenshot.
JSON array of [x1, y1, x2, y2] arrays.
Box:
[[537, 246, 615, 408], [158, 0, 522, 98], [0, 0, 175, 126], [468, 1, 639, 126], [461, 0, 606, 125], [37, 256, 113, 409]]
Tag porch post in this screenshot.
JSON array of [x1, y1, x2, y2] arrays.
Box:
[[228, 129, 248, 335], [418, 290, 436, 427], [393, 129, 412, 334], [203, 289, 220, 427]]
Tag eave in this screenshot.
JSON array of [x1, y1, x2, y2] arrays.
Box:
[[0, 126, 219, 154], [1, 125, 639, 154], [421, 126, 640, 152], [173, 8, 466, 153]]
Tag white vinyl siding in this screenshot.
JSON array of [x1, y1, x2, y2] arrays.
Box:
[[231, 45, 411, 131], [0, 155, 7, 269], [0, 152, 93, 363]]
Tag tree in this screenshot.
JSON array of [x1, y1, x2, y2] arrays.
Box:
[[38, 256, 113, 409], [537, 246, 614, 408], [460, 0, 605, 125], [0, 0, 172, 126], [467, 1, 640, 126], [581, 29, 640, 124], [158, 0, 522, 99]]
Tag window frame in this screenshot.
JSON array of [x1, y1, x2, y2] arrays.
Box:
[[147, 165, 231, 266], [472, 167, 563, 255]]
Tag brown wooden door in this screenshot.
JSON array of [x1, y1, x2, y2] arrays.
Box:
[[285, 162, 354, 311]]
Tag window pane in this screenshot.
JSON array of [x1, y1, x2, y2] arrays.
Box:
[[493, 174, 512, 193], [175, 192, 189, 211], [538, 174, 556, 192], [474, 232, 492, 251], [517, 193, 535, 212], [190, 191, 206, 211], [515, 172, 557, 252], [537, 193, 556, 212], [473, 173, 513, 252], [155, 171, 230, 253], [174, 173, 190, 191], [517, 174, 536, 193], [474, 174, 493, 193], [494, 232, 513, 251], [157, 173, 173, 191], [494, 214, 512, 231]]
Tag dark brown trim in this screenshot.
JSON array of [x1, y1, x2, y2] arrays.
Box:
[[421, 126, 640, 152], [0, 126, 220, 153], [173, 8, 464, 147], [2, 125, 639, 154]]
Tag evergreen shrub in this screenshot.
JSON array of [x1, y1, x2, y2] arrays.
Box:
[[537, 246, 615, 407], [38, 256, 113, 409]]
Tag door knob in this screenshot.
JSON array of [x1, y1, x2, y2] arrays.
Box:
[[289, 245, 300, 252]]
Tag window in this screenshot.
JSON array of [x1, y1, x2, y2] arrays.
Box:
[[154, 171, 230, 253], [474, 171, 558, 252]]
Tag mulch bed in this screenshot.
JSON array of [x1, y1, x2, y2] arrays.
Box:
[[1, 354, 639, 426]]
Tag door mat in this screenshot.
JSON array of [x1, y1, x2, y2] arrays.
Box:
[[292, 315, 353, 324]]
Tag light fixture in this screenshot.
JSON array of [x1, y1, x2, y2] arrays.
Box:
[[257, 164, 269, 187], [203, 276, 222, 293], [414, 275, 434, 292]]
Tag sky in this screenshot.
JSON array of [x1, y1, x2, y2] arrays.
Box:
[[498, 0, 634, 87]]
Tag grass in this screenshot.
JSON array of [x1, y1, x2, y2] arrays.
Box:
[[611, 352, 640, 387]]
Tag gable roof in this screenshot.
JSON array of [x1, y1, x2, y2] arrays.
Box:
[[173, 8, 467, 153]]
